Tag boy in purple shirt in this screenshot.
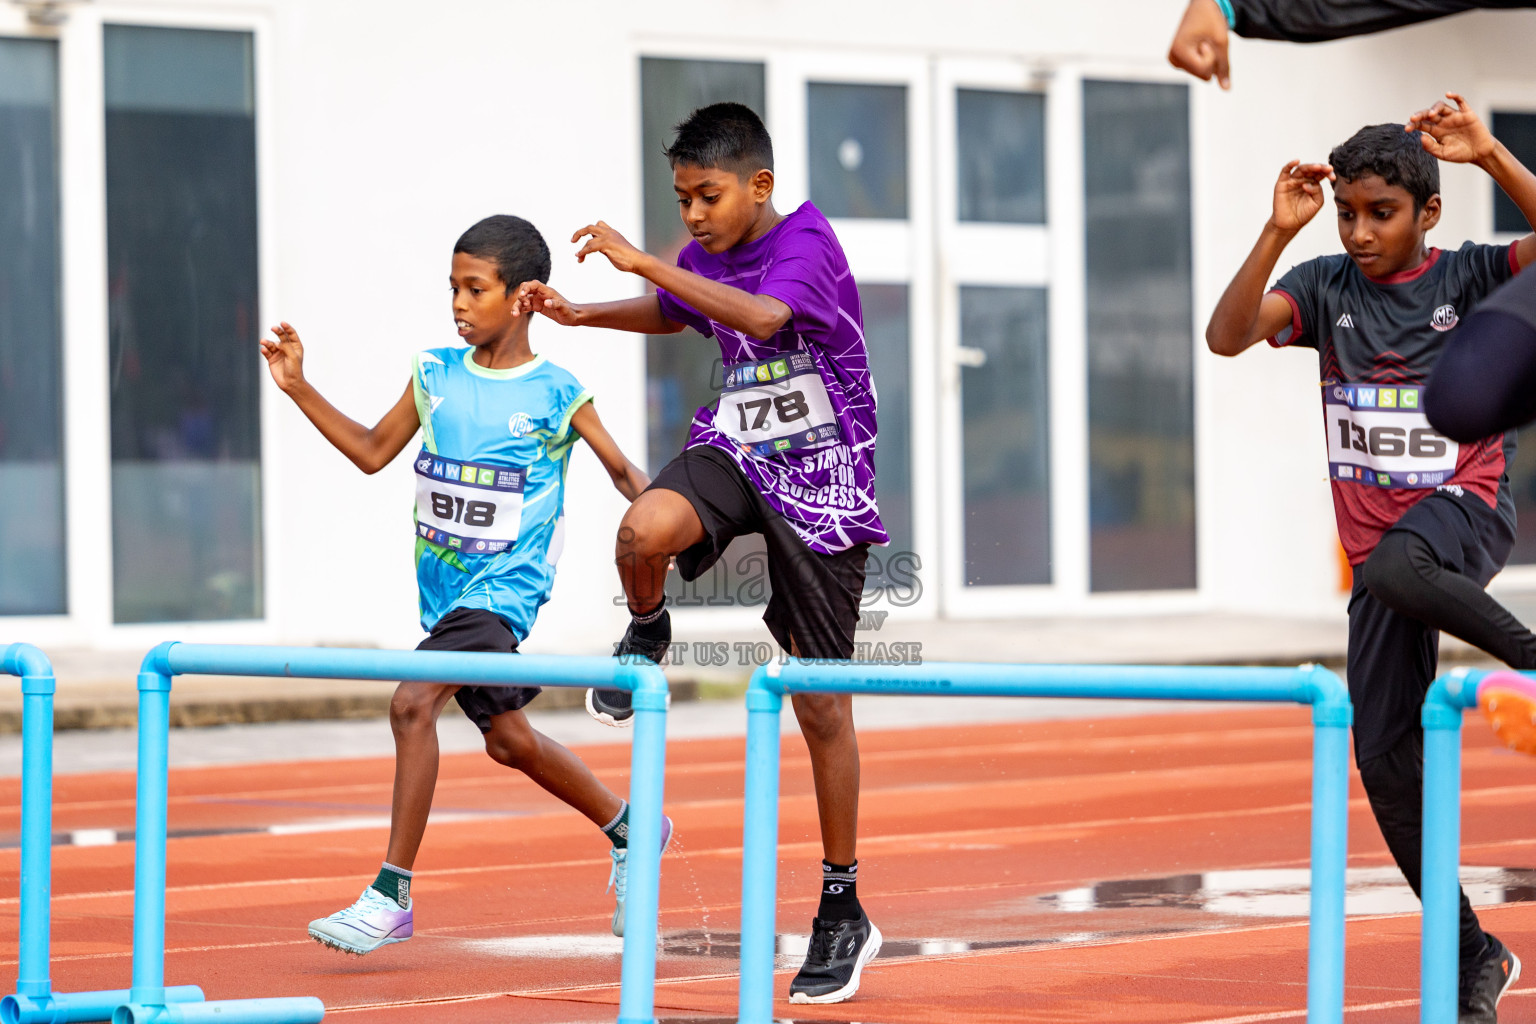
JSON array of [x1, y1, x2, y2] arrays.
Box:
[[517, 102, 886, 1005]]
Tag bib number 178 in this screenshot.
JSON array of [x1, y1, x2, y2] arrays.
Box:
[[737, 391, 811, 431]]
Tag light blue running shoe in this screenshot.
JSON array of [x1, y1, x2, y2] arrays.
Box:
[[308, 886, 413, 955], [608, 815, 674, 937]]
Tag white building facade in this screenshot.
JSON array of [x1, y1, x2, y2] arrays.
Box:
[[3, 0, 1536, 655]]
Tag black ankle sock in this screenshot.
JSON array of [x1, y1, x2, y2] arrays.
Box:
[[371, 862, 412, 909], [629, 604, 670, 643], [602, 801, 630, 850], [817, 860, 860, 921]]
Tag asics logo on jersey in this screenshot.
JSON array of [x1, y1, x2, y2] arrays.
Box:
[[1431, 304, 1459, 331], [428, 394, 445, 413], [508, 412, 533, 438], [1336, 313, 1355, 328]]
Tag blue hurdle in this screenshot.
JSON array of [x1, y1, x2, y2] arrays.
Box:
[[1420, 667, 1527, 1024], [1, 643, 203, 1024], [736, 659, 1353, 1024], [117, 643, 670, 1024]]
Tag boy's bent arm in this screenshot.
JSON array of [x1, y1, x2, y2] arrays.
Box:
[[570, 401, 651, 501], [1410, 93, 1536, 267], [262, 322, 421, 473], [1208, 160, 1331, 355], [568, 220, 791, 341], [641, 260, 791, 342], [284, 379, 421, 474], [1208, 226, 1300, 356]]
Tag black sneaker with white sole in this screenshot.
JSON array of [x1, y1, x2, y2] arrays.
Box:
[[1460, 933, 1521, 1024], [588, 613, 671, 728], [788, 911, 882, 1004]]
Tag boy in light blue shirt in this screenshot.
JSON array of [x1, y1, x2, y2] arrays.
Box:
[[262, 214, 668, 952]]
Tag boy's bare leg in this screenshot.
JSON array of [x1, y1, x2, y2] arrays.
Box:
[[788, 640, 859, 864], [791, 689, 860, 864], [482, 707, 624, 825], [615, 488, 706, 612], [384, 681, 461, 869]]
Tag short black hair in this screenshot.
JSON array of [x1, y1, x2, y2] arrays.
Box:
[[1329, 123, 1440, 211], [453, 215, 551, 295], [664, 101, 774, 178]]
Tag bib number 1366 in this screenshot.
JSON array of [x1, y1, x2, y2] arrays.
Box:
[[1323, 382, 1457, 488]]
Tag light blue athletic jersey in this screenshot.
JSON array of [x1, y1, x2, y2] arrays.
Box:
[[410, 348, 592, 637]]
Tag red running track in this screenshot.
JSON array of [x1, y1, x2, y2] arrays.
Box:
[[2, 706, 1534, 1023]]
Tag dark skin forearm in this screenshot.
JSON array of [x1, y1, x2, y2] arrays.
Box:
[[1207, 223, 1298, 355], [629, 255, 791, 342], [568, 295, 684, 335]]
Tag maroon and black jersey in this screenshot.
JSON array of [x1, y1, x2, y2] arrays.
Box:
[[1268, 242, 1522, 563]]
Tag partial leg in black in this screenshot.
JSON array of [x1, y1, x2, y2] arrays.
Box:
[[1347, 579, 1490, 969]]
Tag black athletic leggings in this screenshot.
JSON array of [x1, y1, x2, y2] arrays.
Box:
[[1357, 730, 1489, 965], [1361, 529, 1536, 671], [1353, 523, 1536, 965]]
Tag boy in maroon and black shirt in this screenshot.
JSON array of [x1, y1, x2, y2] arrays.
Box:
[[1207, 95, 1536, 1024]]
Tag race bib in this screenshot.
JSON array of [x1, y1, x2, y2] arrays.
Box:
[[1324, 382, 1458, 489], [715, 352, 842, 456], [413, 448, 524, 553]]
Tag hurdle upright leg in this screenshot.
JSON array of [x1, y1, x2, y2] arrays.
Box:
[[618, 664, 669, 1024], [737, 667, 784, 1024]]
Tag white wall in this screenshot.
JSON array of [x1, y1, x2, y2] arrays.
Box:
[[5, 0, 1536, 650]]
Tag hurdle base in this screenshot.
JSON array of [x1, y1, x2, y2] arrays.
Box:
[[3, 987, 203, 1024], [111, 997, 323, 1024]]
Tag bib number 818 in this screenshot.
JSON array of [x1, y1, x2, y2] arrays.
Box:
[[430, 492, 496, 527], [1335, 419, 1448, 458], [737, 391, 810, 431]]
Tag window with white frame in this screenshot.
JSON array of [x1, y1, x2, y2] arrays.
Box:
[[105, 24, 263, 623], [0, 37, 66, 615]]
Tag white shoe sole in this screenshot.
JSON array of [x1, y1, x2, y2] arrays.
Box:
[[788, 922, 883, 1004], [307, 925, 410, 956], [586, 688, 634, 729]]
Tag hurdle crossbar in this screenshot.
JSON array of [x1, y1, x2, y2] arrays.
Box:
[[736, 659, 1352, 1024], [120, 642, 670, 1024], [1420, 667, 1529, 1024], [1, 643, 203, 1024]]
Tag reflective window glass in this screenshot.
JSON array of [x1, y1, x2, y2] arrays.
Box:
[[1493, 112, 1536, 235], [1084, 80, 1196, 592], [640, 57, 768, 612], [956, 89, 1045, 224], [0, 38, 65, 615], [808, 82, 907, 220], [960, 286, 1051, 586], [105, 25, 262, 622]]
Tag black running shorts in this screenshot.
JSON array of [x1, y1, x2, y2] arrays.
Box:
[[648, 445, 868, 660], [1347, 489, 1514, 763], [416, 606, 539, 733]]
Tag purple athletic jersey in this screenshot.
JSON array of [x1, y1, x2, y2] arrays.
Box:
[[655, 202, 888, 554]]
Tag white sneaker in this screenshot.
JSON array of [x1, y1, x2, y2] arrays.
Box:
[[608, 815, 674, 937], [308, 886, 413, 955]]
